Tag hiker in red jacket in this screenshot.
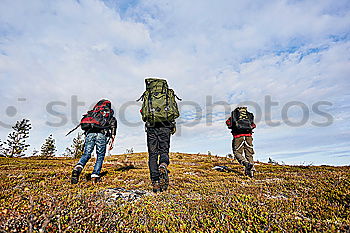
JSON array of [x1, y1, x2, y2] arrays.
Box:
[[226, 106, 256, 178]]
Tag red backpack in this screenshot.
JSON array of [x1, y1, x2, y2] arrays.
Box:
[[80, 100, 114, 131], [66, 99, 114, 136]]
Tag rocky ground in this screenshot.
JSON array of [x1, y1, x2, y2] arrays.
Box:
[[0, 153, 349, 232]]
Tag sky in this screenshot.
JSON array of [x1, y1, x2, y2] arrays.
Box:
[[0, 0, 349, 165]]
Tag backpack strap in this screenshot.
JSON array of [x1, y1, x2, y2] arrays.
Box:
[[136, 92, 146, 101], [174, 94, 182, 101], [165, 89, 169, 119], [148, 92, 155, 122], [66, 124, 81, 136]]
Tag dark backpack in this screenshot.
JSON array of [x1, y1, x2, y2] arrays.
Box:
[[230, 107, 253, 131], [66, 99, 114, 136], [138, 78, 181, 124], [80, 99, 114, 131]]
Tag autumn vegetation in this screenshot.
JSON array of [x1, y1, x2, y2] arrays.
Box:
[[0, 152, 349, 232]]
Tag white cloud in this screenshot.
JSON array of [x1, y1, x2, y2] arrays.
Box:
[[0, 0, 349, 165]]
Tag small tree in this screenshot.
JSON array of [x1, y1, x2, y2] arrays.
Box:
[[0, 139, 4, 157], [40, 134, 57, 157], [63, 147, 71, 157], [268, 157, 279, 165], [4, 119, 32, 157], [66, 133, 84, 158], [125, 147, 134, 154], [32, 148, 39, 157]]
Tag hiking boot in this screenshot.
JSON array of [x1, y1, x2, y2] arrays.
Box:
[[91, 174, 101, 184], [71, 166, 83, 184], [159, 163, 169, 191], [91, 177, 101, 184], [244, 162, 254, 178], [152, 180, 161, 193]]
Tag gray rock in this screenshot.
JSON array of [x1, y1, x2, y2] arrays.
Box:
[[104, 188, 151, 202], [212, 165, 233, 172]]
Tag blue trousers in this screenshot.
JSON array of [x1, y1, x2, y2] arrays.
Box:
[[77, 133, 107, 176]]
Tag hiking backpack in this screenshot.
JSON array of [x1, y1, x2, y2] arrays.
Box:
[[137, 78, 181, 124], [66, 99, 114, 136], [230, 107, 253, 131], [80, 99, 114, 131]]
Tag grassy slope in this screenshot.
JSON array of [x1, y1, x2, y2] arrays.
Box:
[[0, 153, 349, 232]]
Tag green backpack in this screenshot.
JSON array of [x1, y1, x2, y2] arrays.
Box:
[[138, 78, 181, 124]]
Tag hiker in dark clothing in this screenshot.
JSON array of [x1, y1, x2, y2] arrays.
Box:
[[138, 78, 180, 193], [71, 99, 117, 184], [146, 121, 175, 192], [226, 106, 256, 178]]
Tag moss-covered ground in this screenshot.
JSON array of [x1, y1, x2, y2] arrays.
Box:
[[0, 153, 349, 232]]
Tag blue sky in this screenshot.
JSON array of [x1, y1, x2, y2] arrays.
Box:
[[0, 0, 350, 165]]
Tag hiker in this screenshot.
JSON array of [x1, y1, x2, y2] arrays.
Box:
[[137, 78, 181, 192], [70, 99, 117, 184], [226, 106, 256, 178]]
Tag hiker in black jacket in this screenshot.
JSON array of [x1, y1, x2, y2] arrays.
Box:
[[138, 78, 180, 193], [71, 99, 117, 184]]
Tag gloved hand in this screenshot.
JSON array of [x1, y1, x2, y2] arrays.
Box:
[[108, 136, 115, 150], [171, 126, 176, 135]]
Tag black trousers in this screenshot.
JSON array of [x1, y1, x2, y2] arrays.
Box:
[[146, 127, 171, 181]]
